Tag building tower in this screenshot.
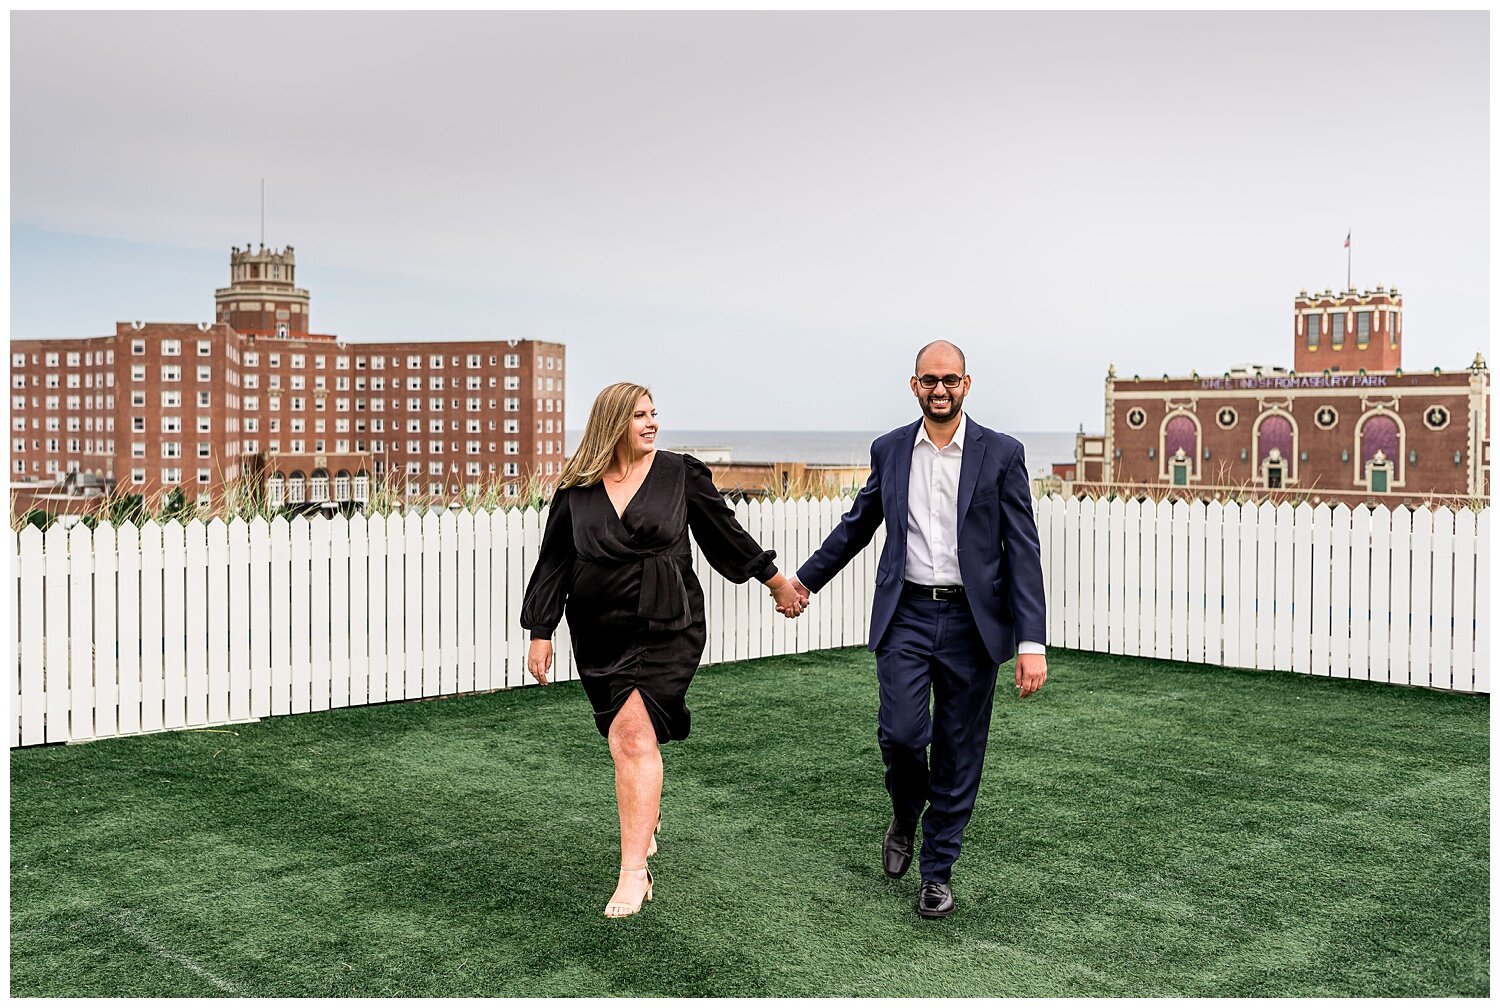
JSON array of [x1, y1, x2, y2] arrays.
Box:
[[1292, 286, 1403, 374], [214, 245, 311, 339]]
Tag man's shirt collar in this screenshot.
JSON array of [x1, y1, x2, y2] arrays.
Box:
[[914, 412, 966, 452]]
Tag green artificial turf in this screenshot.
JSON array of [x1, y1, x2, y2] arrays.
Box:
[[9, 647, 1490, 997]]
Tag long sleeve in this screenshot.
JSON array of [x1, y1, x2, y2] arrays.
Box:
[[998, 448, 1047, 645], [682, 454, 778, 584], [797, 442, 885, 593], [519, 488, 576, 640]]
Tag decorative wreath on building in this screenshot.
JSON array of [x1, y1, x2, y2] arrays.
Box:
[[1215, 407, 1237, 429], [1314, 405, 1338, 430], [1125, 407, 1147, 429], [1423, 405, 1450, 430]]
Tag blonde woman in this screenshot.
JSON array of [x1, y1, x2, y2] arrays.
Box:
[[520, 382, 806, 918]]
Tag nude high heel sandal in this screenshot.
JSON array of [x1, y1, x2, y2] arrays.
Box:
[[604, 865, 654, 918], [647, 812, 662, 858]]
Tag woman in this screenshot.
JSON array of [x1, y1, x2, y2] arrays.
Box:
[[520, 382, 805, 918]]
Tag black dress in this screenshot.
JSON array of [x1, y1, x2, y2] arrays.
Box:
[[519, 451, 777, 743]]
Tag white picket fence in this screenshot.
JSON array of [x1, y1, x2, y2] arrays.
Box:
[[9, 496, 1489, 747], [9, 498, 882, 747], [1034, 496, 1489, 694]]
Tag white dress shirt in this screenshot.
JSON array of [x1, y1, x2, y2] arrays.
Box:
[[905, 413, 1044, 657]]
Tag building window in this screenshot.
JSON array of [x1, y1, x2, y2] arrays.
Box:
[[1305, 313, 1320, 350], [161, 365, 181, 382], [1358, 412, 1402, 488], [162, 467, 182, 484], [162, 390, 182, 408], [504, 354, 520, 368], [1254, 412, 1295, 488], [161, 340, 180, 356], [1330, 313, 1345, 349], [198, 340, 213, 356], [1161, 413, 1199, 482], [1356, 312, 1371, 348]]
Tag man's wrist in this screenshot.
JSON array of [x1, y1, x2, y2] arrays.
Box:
[[1018, 640, 1045, 656]]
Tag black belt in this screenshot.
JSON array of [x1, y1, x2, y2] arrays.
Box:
[[903, 581, 966, 601]]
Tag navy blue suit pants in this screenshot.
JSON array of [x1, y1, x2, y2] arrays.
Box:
[[876, 590, 999, 884]]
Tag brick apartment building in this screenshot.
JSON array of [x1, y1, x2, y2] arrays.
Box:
[[10, 245, 566, 512], [1068, 285, 1490, 506]]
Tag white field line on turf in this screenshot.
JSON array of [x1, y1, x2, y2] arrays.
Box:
[[111, 911, 247, 996]]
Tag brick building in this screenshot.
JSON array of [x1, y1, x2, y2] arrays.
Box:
[[10, 245, 566, 511], [1070, 286, 1489, 506]]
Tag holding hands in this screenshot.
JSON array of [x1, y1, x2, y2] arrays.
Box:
[[770, 573, 811, 619]]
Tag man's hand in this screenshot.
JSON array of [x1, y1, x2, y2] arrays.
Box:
[[787, 576, 811, 606], [527, 638, 553, 685], [1016, 653, 1047, 698]]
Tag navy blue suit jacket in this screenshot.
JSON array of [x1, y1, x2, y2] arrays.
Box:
[[796, 417, 1047, 666]]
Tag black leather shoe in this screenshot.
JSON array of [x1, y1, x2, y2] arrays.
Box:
[[883, 820, 915, 879], [917, 880, 954, 918]]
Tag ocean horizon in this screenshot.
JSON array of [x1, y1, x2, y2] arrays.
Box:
[[567, 428, 1078, 478]]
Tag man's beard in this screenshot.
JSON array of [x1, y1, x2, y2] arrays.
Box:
[[920, 390, 964, 423]]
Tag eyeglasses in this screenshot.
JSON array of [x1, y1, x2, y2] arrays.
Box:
[[916, 373, 964, 389]]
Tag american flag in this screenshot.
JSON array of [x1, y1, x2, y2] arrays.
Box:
[[1344, 230, 1351, 248]]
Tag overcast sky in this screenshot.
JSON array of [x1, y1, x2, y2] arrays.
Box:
[[10, 11, 1489, 433]]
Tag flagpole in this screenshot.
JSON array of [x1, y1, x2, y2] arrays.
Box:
[[1346, 228, 1351, 291]]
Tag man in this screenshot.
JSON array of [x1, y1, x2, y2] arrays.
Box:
[[787, 340, 1047, 918]]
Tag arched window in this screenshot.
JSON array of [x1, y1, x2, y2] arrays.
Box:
[[1254, 412, 1296, 488], [352, 470, 371, 503], [266, 473, 285, 507], [1161, 413, 1199, 485], [333, 469, 351, 501], [1357, 413, 1402, 490], [309, 468, 330, 502], [286, 471, 306, 504]]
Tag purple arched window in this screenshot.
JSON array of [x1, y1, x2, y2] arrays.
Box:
[[1257, 414, 1293, 464], [1361, 414, 1400, 475], [1164, 415, 1198, 470]]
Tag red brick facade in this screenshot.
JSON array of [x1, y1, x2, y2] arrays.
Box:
[[10, 246, 566, 510], [1293, 286, 1403, 374], [1076, 288, 1489, 507]]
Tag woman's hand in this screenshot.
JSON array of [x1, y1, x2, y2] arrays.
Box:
[[527, 638, 554, 684]]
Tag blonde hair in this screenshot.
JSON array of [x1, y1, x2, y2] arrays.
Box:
[[557, 382, 653, 489]]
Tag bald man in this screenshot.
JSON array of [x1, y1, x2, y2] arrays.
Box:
[[788, 341, 1047, 918]]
